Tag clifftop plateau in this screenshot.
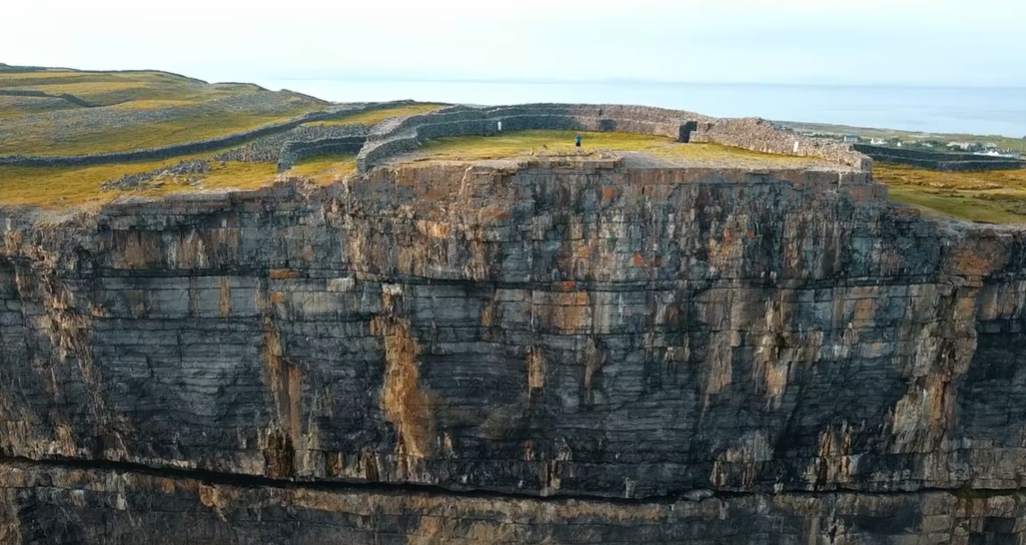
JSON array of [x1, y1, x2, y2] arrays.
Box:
[[2, 67, 1026, 544]]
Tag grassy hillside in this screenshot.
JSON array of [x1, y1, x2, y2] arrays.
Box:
[[0, 68, 328, 156]]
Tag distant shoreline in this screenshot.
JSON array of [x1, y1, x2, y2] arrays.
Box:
[[251, 78, 1026, 139], [261, 76, 1026, 91]]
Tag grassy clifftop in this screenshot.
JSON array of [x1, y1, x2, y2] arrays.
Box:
[[0, 68, 327, 156], [876, 164, 1026, 224], [3, 65, 1026, 225]]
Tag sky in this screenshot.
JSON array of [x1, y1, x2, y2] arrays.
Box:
[[3, 0, 1025, 87]]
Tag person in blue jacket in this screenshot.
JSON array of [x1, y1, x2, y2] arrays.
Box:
[[575, 134, 582, 147]]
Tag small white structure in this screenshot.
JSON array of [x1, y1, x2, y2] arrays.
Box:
[[497, 121, 502, 132]]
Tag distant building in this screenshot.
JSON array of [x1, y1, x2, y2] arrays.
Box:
[[975, 150, 1019, 158], [841, 135, 859, 143]]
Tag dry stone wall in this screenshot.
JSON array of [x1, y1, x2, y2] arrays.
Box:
[[275, 125, 369, 172], [356, 103, 869, 172], [0, 100, 414, 168], [854, 144, 1025, 171], [0, 100, 871, 176], [690, 117, 872, 170], [0, 89, 94, 108]]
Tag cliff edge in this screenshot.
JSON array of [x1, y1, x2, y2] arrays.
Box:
[[1, 152, 1025, 543]]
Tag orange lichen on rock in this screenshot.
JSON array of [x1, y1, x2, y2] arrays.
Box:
[[261, 317, 302, 479], [269, 269, 300, 280], [372, 316, 437, 468], [542, 291, 591, 334]]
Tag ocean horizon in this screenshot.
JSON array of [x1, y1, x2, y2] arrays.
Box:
[[252, 78, 1026, 139]]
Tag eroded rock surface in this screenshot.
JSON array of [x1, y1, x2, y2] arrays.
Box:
[[2, 157, 1025, 543]]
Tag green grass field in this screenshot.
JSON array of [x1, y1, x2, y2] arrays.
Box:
[[875, 163, 1026, 224], [0, 108, 317, 157], [0, 68, 328, 156], [0, 152, 356, 208], [0, 69, 272, 107], [287, 153, 357, 184], [416, 130, 820, 165]]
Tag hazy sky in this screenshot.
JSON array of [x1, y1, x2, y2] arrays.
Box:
[[4, 0, 1025, 86]]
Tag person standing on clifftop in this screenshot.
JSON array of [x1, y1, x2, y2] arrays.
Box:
[[575, 134, 582, 147]]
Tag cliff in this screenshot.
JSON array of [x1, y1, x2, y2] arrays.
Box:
[[2, 156, 1026, 543]]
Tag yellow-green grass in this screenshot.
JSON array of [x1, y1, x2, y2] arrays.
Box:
[[286, 154, 357, 184], [417, 130, 664, 160], [0, 106, 319, 157], [0, 153, 278, 208], [875, 163, 1026, 224], [2, 70, 229, 104], [0, 150, 359, 208], [194, 162, 279, 191], [415, 130, 820, 165], [1, 68, 328, 156], [305, 104, 445, 127], [105, 99, 206, 111]]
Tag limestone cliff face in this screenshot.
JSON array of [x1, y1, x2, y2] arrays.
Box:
[[2, 158, 1026, 543]]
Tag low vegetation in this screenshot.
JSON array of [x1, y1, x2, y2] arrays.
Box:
[[416, 130, 821, 165], [0, 153, 271, 208], [287, 153, 357, 184], [0, 150, 356, 208], [875, 163, 1026, 224], [0, 109, 321, 157], [0, 68, 327, 156]]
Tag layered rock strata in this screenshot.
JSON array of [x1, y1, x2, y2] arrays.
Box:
[[1, 156, 1025, 543]]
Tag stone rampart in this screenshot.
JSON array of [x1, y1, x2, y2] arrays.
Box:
[[276, 135, 367, 172], [0, 88, 94, 108], [355, 103, 869, 172], [854, 144, 1025, 171], [689, 117, 872, 170]]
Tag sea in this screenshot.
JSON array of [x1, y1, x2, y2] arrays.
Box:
[[252, 79, 1026, 139]]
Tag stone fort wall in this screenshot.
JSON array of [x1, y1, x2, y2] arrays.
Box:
[[0, 101, 873, 174], [356, 103, 871, 172], [275, 125, 369, 172]]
